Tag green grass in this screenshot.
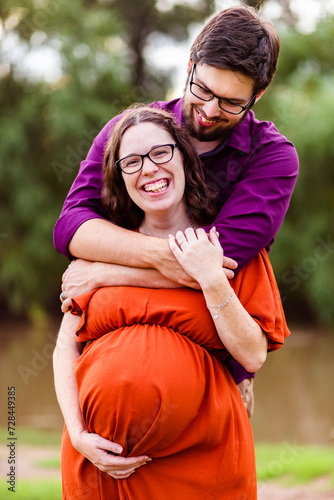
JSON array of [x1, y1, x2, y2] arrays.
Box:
[[0, 427, 62, 498], [34, 456, 61, 469], [0, 479, 62, 500], [1, 430, 334, 498], [255, 442, 334, 486], [0, 427, 62, 446]]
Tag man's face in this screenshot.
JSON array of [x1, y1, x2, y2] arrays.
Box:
[[182, 62, 256, 143]]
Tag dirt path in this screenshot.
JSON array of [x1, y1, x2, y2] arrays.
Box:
[[1, 444, 334, 498], [0, 444, 61, 480], [258, 478, 334, 499]]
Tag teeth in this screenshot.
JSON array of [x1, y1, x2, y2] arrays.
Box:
[[201, 115, 216, 123], [197, 109, 218, 124], [143, 179, 168, 193]]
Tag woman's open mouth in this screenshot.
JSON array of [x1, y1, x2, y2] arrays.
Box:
[[142, 179, 169, 194]]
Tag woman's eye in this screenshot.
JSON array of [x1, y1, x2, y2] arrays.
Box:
[[125, 158, 140, 168], [152, 149, 168, 158]]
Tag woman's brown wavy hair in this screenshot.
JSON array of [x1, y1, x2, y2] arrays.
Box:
[[102, 105, 218, 229]]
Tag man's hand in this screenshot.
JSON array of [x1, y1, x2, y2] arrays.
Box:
[[62, 259, 101, 298], [59, 259, 190, 311], [60, 258, 188, 302]]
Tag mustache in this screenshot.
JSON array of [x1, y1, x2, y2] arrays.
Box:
[[195, 107, 226, 124]]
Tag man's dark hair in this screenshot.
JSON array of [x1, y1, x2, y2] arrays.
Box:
[[102, 105, 218, 229], [190, 6, 280, 94]]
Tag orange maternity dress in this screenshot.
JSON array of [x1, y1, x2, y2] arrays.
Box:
[[60, 250, 289, 500]]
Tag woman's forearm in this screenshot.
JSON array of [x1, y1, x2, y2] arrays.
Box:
[[169, 229, 268, 372], [53, 312, 152, 476], [201, 272, 267, 373], [53, 313, 87, 445]]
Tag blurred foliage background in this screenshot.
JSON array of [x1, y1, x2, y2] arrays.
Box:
[[0, 0, 333, 326]]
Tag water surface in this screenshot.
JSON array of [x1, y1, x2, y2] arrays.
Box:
[[1, 321, 333, 445]]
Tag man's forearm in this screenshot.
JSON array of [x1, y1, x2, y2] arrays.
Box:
[[69, 218, 165, 268], [95, 262, 181, 289], [62, 260, 182, 299], [67, 219, 199, 288]]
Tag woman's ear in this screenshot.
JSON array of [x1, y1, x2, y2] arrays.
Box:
[[187, 59, 193, 74]]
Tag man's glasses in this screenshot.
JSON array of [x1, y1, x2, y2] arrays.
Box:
[[116, 144, 178, 174], [189, 63, 256, 115]]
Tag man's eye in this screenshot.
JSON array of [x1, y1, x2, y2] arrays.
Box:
[[199, 86, 212, 96], [221, 98, 240, 107]]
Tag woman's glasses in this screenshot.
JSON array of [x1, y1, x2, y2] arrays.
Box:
[[116, 144, 178, 174]]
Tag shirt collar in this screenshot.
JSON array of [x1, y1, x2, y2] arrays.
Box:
[[225, 111, 253, 154]]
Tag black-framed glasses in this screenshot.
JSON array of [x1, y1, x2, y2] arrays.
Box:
[[116, 143, 178, 174], [189, 63, 256, 115]]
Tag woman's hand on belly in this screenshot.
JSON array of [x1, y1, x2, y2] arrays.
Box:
[[72, 430, 151, 479]]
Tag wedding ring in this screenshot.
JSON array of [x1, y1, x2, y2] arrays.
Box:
[[60, 291, 66, 301]]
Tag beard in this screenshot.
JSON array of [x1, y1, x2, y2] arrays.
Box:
[[182, 96, 249, 143], [183, 102, 240, 142], [183, 106, 232, 142]]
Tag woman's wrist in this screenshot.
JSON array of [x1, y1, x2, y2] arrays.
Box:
[[69, 426, 88, 448], [198, 268, 230, 294]]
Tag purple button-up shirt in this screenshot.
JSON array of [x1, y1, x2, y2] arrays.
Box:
[[54, 97, 299, 271]]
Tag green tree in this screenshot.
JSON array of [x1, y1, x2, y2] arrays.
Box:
[[0, 0, 216, 319], [255, 17, 334, 325], [2, 0, 334, 327], [0, 0, 129, 317]]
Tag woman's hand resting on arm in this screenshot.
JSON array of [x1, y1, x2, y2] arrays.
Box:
[[169, 227, 225, 287], [53, 312, 151, 479], [169, 227, 268, 373]]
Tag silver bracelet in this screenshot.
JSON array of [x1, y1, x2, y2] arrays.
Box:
[[207, 290, 234, 319]]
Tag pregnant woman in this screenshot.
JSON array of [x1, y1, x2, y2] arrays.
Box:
[[53, 106, 289, 499]]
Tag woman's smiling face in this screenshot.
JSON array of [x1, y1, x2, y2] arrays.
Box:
[[119, 122, 186, 218]]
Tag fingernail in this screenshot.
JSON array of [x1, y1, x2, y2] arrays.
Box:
[[115, 446, 122, 453]]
